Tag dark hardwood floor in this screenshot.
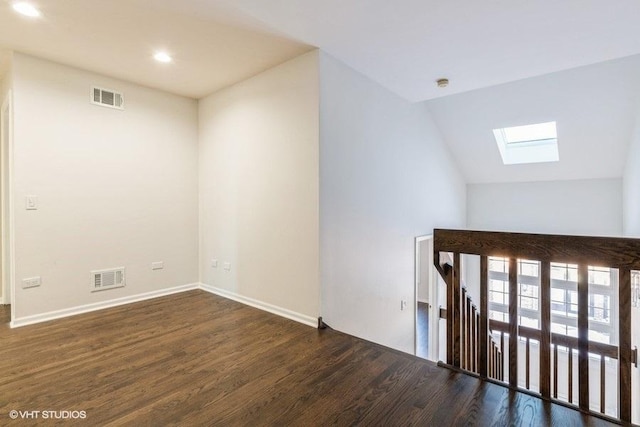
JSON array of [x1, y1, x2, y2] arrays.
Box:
[[0, 291, 616, 426]]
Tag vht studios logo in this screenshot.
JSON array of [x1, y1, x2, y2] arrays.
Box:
[[9, 410, 87, 420]]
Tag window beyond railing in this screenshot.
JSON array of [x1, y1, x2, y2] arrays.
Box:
[[433, 229, 640, 424], [488, 258, 618, 345]]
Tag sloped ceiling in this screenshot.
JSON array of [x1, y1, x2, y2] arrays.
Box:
[[216, 0, 640, 102], [427, 55, 640, 183]]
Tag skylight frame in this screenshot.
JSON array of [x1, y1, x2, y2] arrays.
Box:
[[493, 121, 559, 165]]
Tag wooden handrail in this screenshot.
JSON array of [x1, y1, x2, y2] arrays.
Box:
[[434, 228, 640, 269], [434, 228, 639, 424]]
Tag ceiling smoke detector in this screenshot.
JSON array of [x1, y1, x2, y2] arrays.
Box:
[[436, 78, 449, 88]]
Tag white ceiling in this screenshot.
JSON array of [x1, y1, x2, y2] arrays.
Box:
[[427, 55, 640, 184], [0, 0, 311, 99], [2, 1, 640, 101], [2, 0, 640, 183], [217, 0, 640, 102]]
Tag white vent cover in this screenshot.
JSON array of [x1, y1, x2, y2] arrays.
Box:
[[91, 87, 124, 110], [91, 267, 125, 292]]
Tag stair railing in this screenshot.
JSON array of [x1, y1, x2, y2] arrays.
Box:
[[434, 228, 640, 423]]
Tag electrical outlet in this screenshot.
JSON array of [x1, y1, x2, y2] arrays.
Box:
[[151, 261, 164, 270], [401, 300, 407, 311], [22, 277, 41, 289], [211, 259, 218, 268]]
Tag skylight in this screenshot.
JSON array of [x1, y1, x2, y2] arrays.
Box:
[[493, 121, 559, 165]]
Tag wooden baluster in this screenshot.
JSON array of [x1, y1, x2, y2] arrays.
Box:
[[525, 337, 530, 390], [577, 264, 589, 411], [540, 261, 551, 399], [496, 346, 499, 379], [472, 308, 477, 373], [500, 351, 504, 381], [600, 355, 605, 414], [619, 268, 632, 423], [508, 257, 518, 388], [493, 344, 497, 379], [500, 331, 505, 381], [461, 287, 467, 370], [568, 347, 573, 404], [466, 296, 472, 370], [486, 338, 494, 378], [453, 253, 461, 368], [490, 345, 494, 378], [479, 256, 489, 378], [468, 293, 472, 371], [442, 249, 455, 366], [553, 344, 558, 399], [492, 346, 496, 379]]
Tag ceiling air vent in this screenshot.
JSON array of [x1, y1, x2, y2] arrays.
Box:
[[91, 86, 124, 110], [91, 267, 126, 292]]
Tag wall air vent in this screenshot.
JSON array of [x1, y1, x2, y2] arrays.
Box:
[[91, 267, 125, 292], [91, 86, 124, 110]]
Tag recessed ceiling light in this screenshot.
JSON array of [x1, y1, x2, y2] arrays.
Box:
[[12, 2, 41, 18], [153, 52, 173, 64]]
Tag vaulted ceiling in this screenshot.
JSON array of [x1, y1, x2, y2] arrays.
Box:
[[427, 55, 640, 183], [2, 0, 640, 182], [2, 0, 640, 101]]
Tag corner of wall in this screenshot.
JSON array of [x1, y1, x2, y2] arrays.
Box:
[[197, 50, 321, 321], [318, 54, 466, 354]]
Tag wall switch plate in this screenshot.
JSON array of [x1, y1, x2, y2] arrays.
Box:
[[22, 277, 41, 289], [401, 300, 407, 311], [25, 195, 38, 210], [151, 261, 164, 270], [211, 259, 218, 268], [223, 262, 231, 271]]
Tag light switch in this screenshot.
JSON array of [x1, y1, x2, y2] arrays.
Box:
[[25, 195, 38, 210], [211, 259, 218, 268], [223, 262, 231, 271]]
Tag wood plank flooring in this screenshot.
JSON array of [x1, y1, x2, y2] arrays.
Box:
[[0, 291, 617, 426]]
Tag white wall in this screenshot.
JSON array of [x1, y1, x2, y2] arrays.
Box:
[[11, 53, 199, 320], [0, 58, 13, 304], [319, 52, 466, 354], [468, 179, 623, 236], [623, 108, 640, 237], [623, 105, 640, 424], [199, 51, 320, 322]]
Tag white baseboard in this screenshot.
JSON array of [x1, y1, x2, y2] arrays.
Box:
[[9, 282, 318, 330], [10, 283, 199, 328], [198, 283, 317, 328]]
